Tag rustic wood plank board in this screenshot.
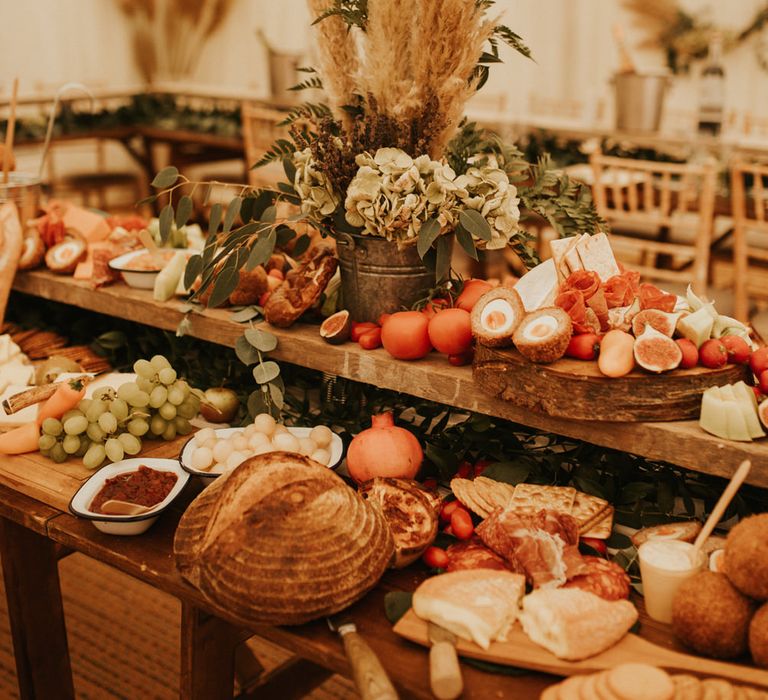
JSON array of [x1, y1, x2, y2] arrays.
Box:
[[13, 271, 768, 488], [394, 609, 768, 688], [473, 344, 750, 421]]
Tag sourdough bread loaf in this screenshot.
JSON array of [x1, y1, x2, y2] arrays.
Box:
[[174, 451, 394, 625]]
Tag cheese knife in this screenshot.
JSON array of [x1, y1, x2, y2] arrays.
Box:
[[427, 622, 463, 700], [327, 615, 398, 700]]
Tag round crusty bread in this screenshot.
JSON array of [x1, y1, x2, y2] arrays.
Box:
[[174, 451, 394, 625], [606, 663, 674, 700]]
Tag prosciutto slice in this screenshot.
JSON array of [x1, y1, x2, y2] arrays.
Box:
[[561, 270, 600, 300], [476, 509, 589, 588], [446, 539, 515, 573], [586, 288, 609, 331], [639, 283, 677, 312], [556, 291, 599, 335]]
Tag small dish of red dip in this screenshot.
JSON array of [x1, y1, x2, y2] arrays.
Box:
[[69, 458, 189, 536], [89, 465, 178, 514]]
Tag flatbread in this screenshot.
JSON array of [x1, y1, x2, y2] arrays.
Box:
[[575, 232, 621, 283], [509, 483, 577, 515], [571, 491, 610, 529], [549, 235, 580, 282], [564, 234, 589, 274]]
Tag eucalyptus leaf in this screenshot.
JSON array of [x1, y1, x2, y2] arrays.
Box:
[[223, 196, 243, 233], [245, 328, 278, 352], [96, 330, 126, 350], [292, 233, 311, 257], [240, 195, 255, 222], [268, 381, 284, 409], [435, 235, 451, 282], [201, 183, 212, 206], [482, 461, 531, 485], [416, 218, 441, 259], [456, 226, 479, 260], [253, 361, 280, 384], [208, 203, 223, 237], [282, 157, 297, 183], [262, 205, 277, 223], [158, 204, 174, 244], [136, 193, 158, 207], [247, 388, 271, 418], [383, 591, 413, 625], [252, 190, 274, 220], [235, 335, 260, 365], [151, 166, 179, 189], [275, 225, 295, 247], [246, 229, 277, 271], [208, 258, 239, 307], [175, 195, 193, 229], [230, 306, 261, 323], [459, 209, 492, 241], [183, 255, 203, 291]]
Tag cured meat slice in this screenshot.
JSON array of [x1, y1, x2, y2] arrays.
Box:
[[585, 288, 609, 331], [556, 290, 596, 335], [561, 270, 600, 299], [603, 275, 633, 308], [445, 540, 515, 573], [639, 283, 677, 313], [562, 556, 631, 601], [476, 509, 587, 588]]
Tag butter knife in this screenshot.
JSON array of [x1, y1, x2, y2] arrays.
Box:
[[327, 615, 398, 700], [428, 622, 463, 700]]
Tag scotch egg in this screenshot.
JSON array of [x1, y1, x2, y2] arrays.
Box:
[[470, 287, 524, 347], [512, 307, 572, 363]]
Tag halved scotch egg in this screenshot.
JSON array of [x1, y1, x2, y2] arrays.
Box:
[[470, 287, 525, 347], [512, 307, 572, 363], [45, 236, 87, 275]]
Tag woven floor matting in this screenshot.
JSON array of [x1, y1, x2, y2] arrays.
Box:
[[0, 552, 356, 699]]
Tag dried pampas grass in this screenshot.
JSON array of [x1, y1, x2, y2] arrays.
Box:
[[308, 0, 496, 158]]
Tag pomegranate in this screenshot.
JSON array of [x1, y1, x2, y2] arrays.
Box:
[[346, 412, 423, 483]]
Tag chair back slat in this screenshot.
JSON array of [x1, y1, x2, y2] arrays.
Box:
[[241, 103, 290, 189]]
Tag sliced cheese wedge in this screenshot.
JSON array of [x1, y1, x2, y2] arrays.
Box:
[[513, 258, 558, 312]]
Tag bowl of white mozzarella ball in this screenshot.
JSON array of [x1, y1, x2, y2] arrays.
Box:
[[179, 413, 343, 478]]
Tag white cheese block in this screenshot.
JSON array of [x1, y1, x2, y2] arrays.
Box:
[[0, 335, 21, 364], [0, 360, 33, 395], [513, 258, 558, 312]]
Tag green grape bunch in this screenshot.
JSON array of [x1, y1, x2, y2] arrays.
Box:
[[38, 354, 201, 470]]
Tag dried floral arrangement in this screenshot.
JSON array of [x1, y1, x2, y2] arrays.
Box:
[[148, 0, 606, 308], [623, 0, 768, 74]]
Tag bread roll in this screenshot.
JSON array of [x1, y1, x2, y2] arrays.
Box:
[[174, 451, 394, 625]]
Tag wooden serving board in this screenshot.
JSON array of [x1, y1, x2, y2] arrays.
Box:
[[473, 345, 750, 422], [394, 609, 768, 687]]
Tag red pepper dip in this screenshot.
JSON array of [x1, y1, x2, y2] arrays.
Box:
[[90, 465, 177, 514]]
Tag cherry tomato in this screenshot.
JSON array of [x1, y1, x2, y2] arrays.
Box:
[[268, 268, 285, 281], [422, 546, 449, 569], [421, 478, 438, 491], [759, 369, 768, 395], [450, 508, 475, 540], [721, 335, 750, 365], [351, 322, 379, 342], [754, 386, 764, 402], [448, 350, 474, 366], [422, 298, 451, 319], [699, 339, 728, 369], [378, 312, 392, 327], [751, 347, 768, 376], [565, 333, 601, 360], [456, 460, 473, 478], [440, 499, 462, 522], [258, 291, 271, 307], [428, 308, 473, 355], [455, 279, 493, 312], [380, 311, 432, 360], [676, 338, 699, 369], [580, 537, 608, 556], [358, 328, 382, 350]]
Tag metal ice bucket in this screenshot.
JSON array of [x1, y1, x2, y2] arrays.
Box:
[[0, 173, 42, 226], [614, 73, 670, 133]]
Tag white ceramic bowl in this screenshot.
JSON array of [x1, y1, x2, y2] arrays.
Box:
[[179, 426, 344, 478], [69, 458, 189, 535], [108, 248, 190, 289]]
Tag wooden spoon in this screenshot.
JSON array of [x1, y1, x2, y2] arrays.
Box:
[[692, 459, 751, 560], [99, 499, 153, 516], [139, 228, 165, 268]]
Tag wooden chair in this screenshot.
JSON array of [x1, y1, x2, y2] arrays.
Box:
[[589, 152, 717, 294], [731, 159, 768, 322], [241, 103, 290, 189]]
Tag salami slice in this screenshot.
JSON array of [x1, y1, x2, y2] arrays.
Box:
[[446, 540, 513, 573], [562, 270, 600, 300], [563, 556, 631, 601], [638, 283, 677, 313], [603, 275, 633, 308]]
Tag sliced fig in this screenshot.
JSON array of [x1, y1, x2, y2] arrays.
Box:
[[631, 309, 679, 338], [320, 309, 351, 344], [45, 236, 87, 274], [633, 325, 682, 373]]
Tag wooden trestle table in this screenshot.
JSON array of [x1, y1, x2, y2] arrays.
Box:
[[5, 270, 768, 699]]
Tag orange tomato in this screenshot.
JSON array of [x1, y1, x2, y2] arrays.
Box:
[[380, 311, 432, 360], [455, 279, 493, 312], [358, 327, 382, 350], [351, 322, 379, 342], [422, 546, 449, 569], [427, 308, 472, 355], [421, 297, 451, 319], [450, 508, 474, 540]]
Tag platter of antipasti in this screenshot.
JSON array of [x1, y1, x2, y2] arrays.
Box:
[[471, 232, 761, 423]]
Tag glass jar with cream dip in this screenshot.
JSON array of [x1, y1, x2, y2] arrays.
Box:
[[638, 539, 707, 623]]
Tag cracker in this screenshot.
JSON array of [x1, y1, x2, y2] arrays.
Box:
[[473, 476, 515, 512], [556, 675, 587, 700], [509, 483, 576, 515], [671, 674, 702, 700], [607, 663, 674, 700], [577, 502, 613, 534], [700, 679, 736, 700], [450, 478, 490, 518], [581, 507, 614, 540], [572, 491, 610, 527]]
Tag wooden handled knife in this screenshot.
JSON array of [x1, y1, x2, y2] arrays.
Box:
[[428, 622, 463, 699]]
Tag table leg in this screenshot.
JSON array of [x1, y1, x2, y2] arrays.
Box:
[[180, 602, 242, 700], [0, 517, 74, 700]]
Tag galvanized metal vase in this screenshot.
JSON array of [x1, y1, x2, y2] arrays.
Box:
[[335, 232, 440, 323]]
